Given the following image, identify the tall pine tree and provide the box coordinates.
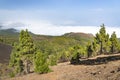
[9,29,35,74]
[95,24,108,54]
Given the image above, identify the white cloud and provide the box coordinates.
[3,20,120,37]
[0,10,120,37]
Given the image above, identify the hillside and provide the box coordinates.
[64,32,93,39]
[0,43,12,63]
[1,28,120,80]
[63,32,94,45]
[0,28,19,37]
[0,29,95,79]
[0,28,94,64]
[7,54,120,80]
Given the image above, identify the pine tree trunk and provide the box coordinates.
[24,60,30,74]
[112,45,114,53]
[26,60,31,73]
[100,41,103,54]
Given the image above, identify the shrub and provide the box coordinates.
[34,51,50,74]
[49,55,57,66]
[70,52,80,64]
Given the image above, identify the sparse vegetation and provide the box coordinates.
[70,24,120,64]
[0,24,120,80]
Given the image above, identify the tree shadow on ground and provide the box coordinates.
[72,54,120,65]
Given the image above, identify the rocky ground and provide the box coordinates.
[6,54,120,80]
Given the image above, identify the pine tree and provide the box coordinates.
[104,34,111,53]
[110,32,119,53]
[86,37,100,57]
[34,51,50,74]
[70,46,86,64]
[86,42,93,58]
[95,24,108,54]
[9,29,35,74]
[20,29,35,74]
[9,43,23,74]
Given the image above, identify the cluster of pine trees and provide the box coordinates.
[71,24,120,64]
[88,24,120,56]
[9,30,50,76]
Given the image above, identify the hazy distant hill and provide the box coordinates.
[64,32,93,37]
[0,28,35,37]
[0,28,35,45]
[0,28,94,41]
[33,32,94,41]
[0,28,19,37]
[63,32,94,45]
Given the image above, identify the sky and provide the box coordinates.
[0,0,120,37]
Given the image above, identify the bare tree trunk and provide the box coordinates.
[26,60,31,73]
[23,60,31,74]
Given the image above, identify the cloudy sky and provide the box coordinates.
[0,0,120,37]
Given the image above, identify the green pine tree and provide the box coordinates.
[86,42,93,58]
[95,24,108,54]
[34,51,50,74]
[70,45,86,64]
[9,43,23,74]
[110,32,119,53]
[9,29,35,74]
[104,34,111,54]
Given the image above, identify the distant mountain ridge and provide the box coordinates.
[0,28,35,37]
[0,28,94,42]
[0,28,19,36]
